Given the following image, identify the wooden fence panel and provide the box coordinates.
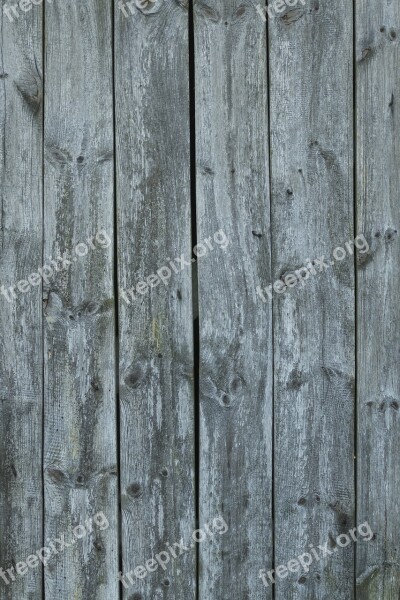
[1,1,400,598]
[115,0,196,597]
[194,0,273,597]
[356,0,400,596]
[0,4,43,599]
[43,0,118,596]
[269,1,355,598]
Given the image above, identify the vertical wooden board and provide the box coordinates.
[43,1,118,597]
[115,0,195,598]
[194,0,273,597]
[356,2,400,597]
[0,3,43,599]
[269,1,354,598]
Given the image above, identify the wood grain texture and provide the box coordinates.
[0,4,43,599]
[114,0,196,598]
[43,1,118,597]
[269,0,355,598]
[1,0,400,597]
[194,0,273,597]
[356,1,400,597]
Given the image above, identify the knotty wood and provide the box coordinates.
[0,5,43,599]
[269,1,355,597]
[1,1,400,597]
[356,2,400,597]
[43,1,118,597]
[115,0,196,597]
[194,0,273,597]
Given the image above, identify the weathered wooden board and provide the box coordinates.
[269,0,355,598]
[115,0,196,598]
[1,0,400,596]
[356,1,400,597]
[43,0,118,597]
[0,4,43,599]
[194,0,273,597]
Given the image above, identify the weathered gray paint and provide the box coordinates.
[356,0,400,597]
[194,0,273,597]
[115,0,196,598]
[269,1,355,598]
[43,0,118,597]
[0,3,43,599]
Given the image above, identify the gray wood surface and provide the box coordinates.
[43,0,118,597]
[356,1,400,597]
[269,1,355,598]
[0,4,43,599]
[194,0,273,597]
[0,0,399,598]
[114,0,196,598]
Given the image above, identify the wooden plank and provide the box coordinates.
[356,2,400,597]
[194,0,273,596]
[43,0,118,597]
[0,4,43,599]
[269,1,355,597]
[114,0,195,598]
